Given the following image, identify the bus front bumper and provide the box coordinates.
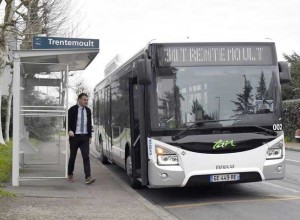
[262,159,285,180]
[148,161,185,188]
[147,159,285,188]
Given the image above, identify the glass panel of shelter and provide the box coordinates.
[19,62,68,178]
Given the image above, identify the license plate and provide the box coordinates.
[210,173,240,182]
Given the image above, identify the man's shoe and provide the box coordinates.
[85,176,95,185]
[67,175,74,183]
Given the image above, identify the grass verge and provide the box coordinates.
[0,141,12,182]
[0,141,16,198]
[0,187,16,198]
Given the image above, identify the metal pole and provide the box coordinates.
[65,65,69,178]
[215,97,220,120]
[12,55,20,186]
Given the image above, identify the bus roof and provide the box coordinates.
[94,47,147,92]
[148,37,275,44]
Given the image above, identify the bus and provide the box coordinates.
[93,40,291,188]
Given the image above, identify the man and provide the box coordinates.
[67,93,95,184]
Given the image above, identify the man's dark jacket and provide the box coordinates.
[68,105,92,138]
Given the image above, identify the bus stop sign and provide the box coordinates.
[32,36,99,50]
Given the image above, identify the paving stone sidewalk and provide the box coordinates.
[0,147,176,220]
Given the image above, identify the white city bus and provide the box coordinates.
[93,40,291,188]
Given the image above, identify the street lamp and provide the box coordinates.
[215,96,221,120]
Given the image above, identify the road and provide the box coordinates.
[98,150,300,220]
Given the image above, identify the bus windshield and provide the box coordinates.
[150,65,281,130]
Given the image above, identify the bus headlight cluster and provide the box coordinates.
[157,155,179,165]
[155,146,179,166]
[266,140,283,160]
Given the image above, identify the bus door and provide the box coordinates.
[129,78,141,179]
[104,86,112,161]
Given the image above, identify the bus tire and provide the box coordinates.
[99,140,109,164]
[126,156,141,189]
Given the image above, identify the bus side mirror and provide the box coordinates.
[278,61,291,84]
[137,58,152,85]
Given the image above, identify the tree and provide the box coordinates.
[4,69,13,142]
[73,81,91,97]
[0,0,18,145]
[232,75,254,114]
[71,79,91,101]
[1,0,75,143]
[18,0,72,49]
[256,72,267,100]
[191,99,204,120]
[282,52,300,100]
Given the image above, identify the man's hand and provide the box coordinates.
[89,138,92,144]
[68,131,75,137]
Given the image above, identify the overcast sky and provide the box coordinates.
[75,0,300,90]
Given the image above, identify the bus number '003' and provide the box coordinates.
[273,124,282,131]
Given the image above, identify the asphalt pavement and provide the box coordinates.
[1,142,299,220]
[103,145,300,220]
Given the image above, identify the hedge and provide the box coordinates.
[282,99,300,141]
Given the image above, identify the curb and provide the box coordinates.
[90,151,179,220]
[286,146,300,152]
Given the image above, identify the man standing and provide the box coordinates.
[67,93,95,184]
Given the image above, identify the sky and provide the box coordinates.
[73,0,300,91]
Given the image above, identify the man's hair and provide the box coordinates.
[78,93,88,99]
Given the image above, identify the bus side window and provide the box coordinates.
[96,91,100,125]
[100,90,104,127]
[111,81,120,138]
[93,96,97,124]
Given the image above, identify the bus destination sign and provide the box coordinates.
[157,44,274,66]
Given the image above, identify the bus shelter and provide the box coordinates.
[12,49,99,186]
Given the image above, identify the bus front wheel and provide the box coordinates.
[99,140,109,164]
[126,156,141,189]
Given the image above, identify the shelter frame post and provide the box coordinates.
[65,64,69,177]
[12,55,20,186]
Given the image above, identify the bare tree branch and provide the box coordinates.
[1,0,81,143]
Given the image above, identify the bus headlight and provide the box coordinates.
[155,146,179,166]
[157,155,179,165]
[266,140,283,160]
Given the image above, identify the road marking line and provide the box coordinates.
[262,181,300,193]
[286,159,300,163]
[164,196,300,209]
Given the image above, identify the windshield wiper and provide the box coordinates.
[232,125,277,136]
[171,119,239,141]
